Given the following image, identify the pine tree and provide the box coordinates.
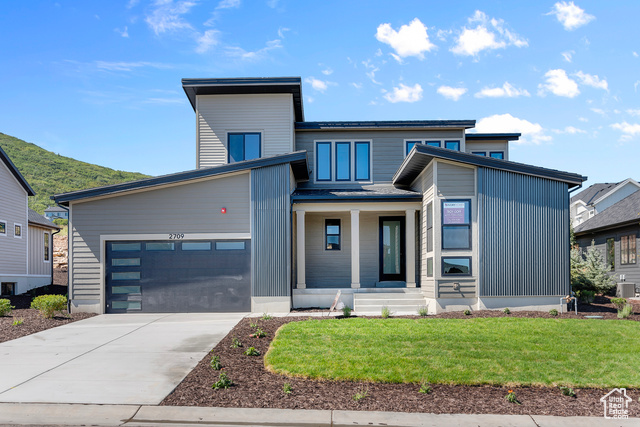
[582,242,616,294]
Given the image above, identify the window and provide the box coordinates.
[316,142,332,181]
[426,202,433,252]
[182,242,212,251]
[112,243,141,251]
[426,141,441,148]
[215,241,245,250]
[607,238,615,270]
[471,151,487,156]
[621,234,637,265]
[44,233,50,262]
[489,151,504,159]
[445,140,460,151]
[354,142,370,181]
[228,133,261,163]
[146,242,175,251]
[441,200,471,250]
[325,219,341,250]
[1,283,15,296]
[315,141,370,182]
[0,221,5,236]
[406,140,420,156]
[404,140,445,157]
[14,224,22,238]
[442,257,472,276]
[335,142,351,181]
[426,257,433,277]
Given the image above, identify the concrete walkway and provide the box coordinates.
[0,403,637,426]
[0,313,246,405]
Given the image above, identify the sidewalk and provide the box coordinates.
[0,403,637,427]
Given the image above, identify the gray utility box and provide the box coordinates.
[616,282,635,299]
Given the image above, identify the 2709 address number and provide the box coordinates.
[169,233,185,240]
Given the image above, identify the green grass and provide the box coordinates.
[264,317,640,388]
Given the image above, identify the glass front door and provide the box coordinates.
[379,217,405,281]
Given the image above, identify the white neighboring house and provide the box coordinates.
[570,179,640,228]
[0,146,60,296]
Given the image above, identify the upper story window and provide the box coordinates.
[14,224,22,238]
[315,141,371,183]
[471,151,487,156]
[404,140,458,156]
[444,140,460,151]
[489,151,504,159]
[228,133,261,163]
[0,220,5,236]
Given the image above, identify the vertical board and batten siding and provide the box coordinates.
[437,161,475,196]
[197,94,294,168]
[251,163,291,297]
[478,168,570,297]
[70,173,251,301]
[28,225,50,275]
[0,161,27,275]
[295,130,463,187]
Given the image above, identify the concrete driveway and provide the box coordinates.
[0,313,246,405]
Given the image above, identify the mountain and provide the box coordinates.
[0,132,151,214]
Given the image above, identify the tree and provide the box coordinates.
[582,242,616,294]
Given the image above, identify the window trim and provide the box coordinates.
[325,218,341,251]
[489,151,504,159]
[0,220,6,237]
[442,256,472,276]
[227,132,262,163]
[314,140,372,183]
[44,232,50,263]
[441,199,472,250]
[14,223,22,239]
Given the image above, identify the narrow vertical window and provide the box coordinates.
[444,140,460,151]
[606,238,615,270]
[335,142,351,181]
[14,224,22,238]
[44,233,50,262]
[426,202,433,252]
[406,141,420,156]
[354,141,370,181]
[0,221,6,236]
[325,219,341,250]
[316,142,332,181]
[621,234,637,265]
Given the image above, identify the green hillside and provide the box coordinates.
[0,132,151,214]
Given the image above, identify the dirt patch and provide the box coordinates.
[162,299,640,416]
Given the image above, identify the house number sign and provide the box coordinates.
[168,233,185,239]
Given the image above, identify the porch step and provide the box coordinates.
[353,293,428,315]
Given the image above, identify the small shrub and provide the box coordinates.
[503,307,511,314]
[352,386,369,402]
[618,304,633,319]
[463,309,471,316]
[505,389,520,404]
[261,313,273,321]
[244,346,260,356]
[212,372,233,389]
[342,305,352,318]
[12,318,24,326]
[611,298,628,311]
[559,386,576,397]
[549,308,559,317]
[283,382,293,395]
[0,299,14,317]
[31,295,67,318]
[230,337,243,348]
[381,306,391,318]
[249,322,258,328]
[419,379,432,394]
[576,290,595,304]
[417,306,429,317]
[250,327,266,338]
[210,354,222,370]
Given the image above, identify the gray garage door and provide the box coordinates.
[105,240,250,313]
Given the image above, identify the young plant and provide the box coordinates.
[549,308,559,317]
[12,317,24,326]
[210,354,222,370]
[381,306,391,319]
[559,386,576,397]
[250,327,266,338]
[618,304,633,319]
[212,372,233,389]
[283,382,293,395]
[0,299,14,317]
[230,337,243,348]
[463,309,472,316]
[261,313,273,321]
[352,386,369,402]
[505,389,520,404]
[417,306,429,317]
[419,379,432,394]
[244,346,260,356]
[503,307,511,314]
[342,305,352,318]
[611,298,627,311]
[30,295,67,318]
[249,322,258,328]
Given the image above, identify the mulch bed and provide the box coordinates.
[162,296,640,416]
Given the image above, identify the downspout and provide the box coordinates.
[55,202,70,312]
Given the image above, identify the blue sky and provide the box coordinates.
[0,1,638,187]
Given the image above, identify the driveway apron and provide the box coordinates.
[0,313,246,405]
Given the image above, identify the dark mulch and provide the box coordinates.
[162,297,640,416]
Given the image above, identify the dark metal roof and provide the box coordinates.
[44,206,67,212]
[570,182,621,205]
[393,144,586,188]
[575,189,640,234]
[292,185,422,203]
[28,209,59,229]
[53,151,309,205]
[465,133,521,141]
[182,77,304,122]
[0,146,35,196]
[295,120,475,131]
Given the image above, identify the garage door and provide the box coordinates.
[105,240,250,313]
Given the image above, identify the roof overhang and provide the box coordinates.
[295,120,475,131]
[393,144,587,188]
[182,77,304,122]
[0,146,35,196]
[53,151,309,206]
[465,133,521,141]
[575,218,640,236]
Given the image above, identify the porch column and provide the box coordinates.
[296,210,306,289]
[351,209,360,288]
[405,209,416,288]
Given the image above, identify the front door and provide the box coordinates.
[379,217,405,282]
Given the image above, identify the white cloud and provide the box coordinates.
[574,71,608,91]
[277,27,289,39]
[548,1,595,31]
[627,109,640,117]
[554,126,587,134]
[225,38,282,60]
[436,28,451,41]
[375,18,435,60]
[474,113,550,144]
[362,60,381,85]
[611,121,640,141]
[437,85,467,101]
[94,61,172,72]
[267,0,279,7]
[384,83,423,103]
[127,0,140,8]
[351,82,362,89]
[321,67,333,76]
[195,29,220,53]
[145,0,196,35]
[114,26,129,38]
[143,97,185,105]
[578,117,588,122]
[451,10,527,57]
[305,77,336,93]
[591,108,606,116]
[475,82,530,98]
[217,0,240,9]
[537,69,579,98]
[561,50,573,62]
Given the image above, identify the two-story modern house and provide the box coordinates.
[570,179,640,228]
[53,77,586,314]
[1,146,60,296]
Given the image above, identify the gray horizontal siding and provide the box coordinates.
[251,164,291,297]
[479,168,570,297]
[28,225,50,276]
[438,280,476,298]
[0,161,27,275]
[305,212,351,287]
[437,161,475,197]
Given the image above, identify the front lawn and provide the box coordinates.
[265,317,640,388]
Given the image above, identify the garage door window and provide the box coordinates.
[146,242,175,251]
[112,258,140,266]
[215,241,245,250]
[182,242,212,251]
[112,301,141,310]
[112,243,141,251]
[112,285,141,294]
[112,272,141,280]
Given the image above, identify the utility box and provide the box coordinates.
[617,283,635,299]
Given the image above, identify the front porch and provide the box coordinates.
[292,287,429,314]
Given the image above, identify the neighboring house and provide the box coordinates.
[44,206,69,220]
[0,146,59,296]
[53,77,586,315]
[570,179,640,228]
[574,187,640,286]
